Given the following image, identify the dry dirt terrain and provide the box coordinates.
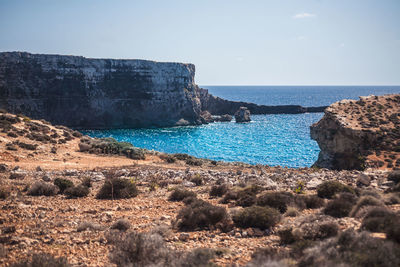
[1,112,400,266]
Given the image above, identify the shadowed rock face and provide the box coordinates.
[311,94,400,170]
[0,52,326,129]
[0,52,201,129]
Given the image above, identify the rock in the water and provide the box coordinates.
[234,107,251,123]
[213,114,232,122]
[200,111,214,124]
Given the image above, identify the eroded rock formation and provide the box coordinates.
[235,107,251,123]
[0,52,326,129]
[311,94,400,170]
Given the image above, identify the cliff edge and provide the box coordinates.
[0,52,202,129]
[311,94,400,170]
[0,52,325,129]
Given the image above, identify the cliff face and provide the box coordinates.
[0,52,201,128]
[311,94,400,170]
[0,52,326,129]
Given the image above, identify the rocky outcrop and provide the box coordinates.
[0,52,202,129]
[198,88,326,115]
[234,107,251,123]
[311,94,400,170]
[0,52,326,129]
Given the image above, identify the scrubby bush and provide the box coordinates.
[257,191,303,213]
[64,185,89,198]
[0,186,10,199]
[349,195,384,217]
[316,181,355,199]
[209,184,229,197]
[81,177,92,188]
[388,170,400,184]
[302,195,325,209]
[361,207,397,232]
[54,178,74,194]
[11,253,70,267]
[175,198,230,231]
[190,175,203,186]
[111,219,131,231]
[386,221,400,244]
[77,222,103,232]
[108,231,172,267]
[185,158,203,166]
[233,206,281,230]
[107,230,216,267]
[168,187,196,201]
[299,229,400,267]
[324,193,356,218]
[27,181,58,196]
[173,153,192,161]
[96,178,138,199]
[160,154,176,163]
[284,207,299,217]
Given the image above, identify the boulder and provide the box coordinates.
[234,107,251,123]
[213,114,232,122]
[200,111,214,124]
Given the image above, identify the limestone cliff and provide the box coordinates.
[0,52,201,128]
[311,94,400,170]
[0,52,325,129]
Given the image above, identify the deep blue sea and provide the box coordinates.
[83,86,400,168]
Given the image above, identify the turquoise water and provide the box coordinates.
[83,86,399,167]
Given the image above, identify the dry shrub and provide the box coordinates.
[107,230,216,267]
[361,207,398,232]
[96,177,138,199]
[257,191,305,213]
[350,195,384,217]
[10,253,70,267]
[0,186,10,199]
[388,170,400,184]
[302,195,325,209]
[299,229,400,267]
[27,181,58,196]
[53,178,74,194]
[64,185,89,198]
[323,193,357,218]
[111,219,131,231]
[233,206,281,230]
[209,184,229,197]
[316,181,355,199]
[169,187,196,202]
[175,198,230,231]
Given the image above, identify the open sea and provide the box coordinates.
[83,86,400,168]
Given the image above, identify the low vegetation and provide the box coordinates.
[232,206,281,230]
[54,178,74,194]
[168,187,196,202]
[10,253,70,267]
[316,181,355,199]
[96,177,138,199]
[174,198,230,231]
[27,181,58,196]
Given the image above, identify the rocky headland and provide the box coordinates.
[0,52,325,129]
[311,94,400,171]
[0,109,400,266]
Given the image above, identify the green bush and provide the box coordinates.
[317,181,355,199]
[64,185,89,198]
[96,178,138,199]
[175,198,230,231]
[168,187,196,202]
[54,178,74,194]
[233,206,281,230]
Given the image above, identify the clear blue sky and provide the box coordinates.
[1,0,399,85]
